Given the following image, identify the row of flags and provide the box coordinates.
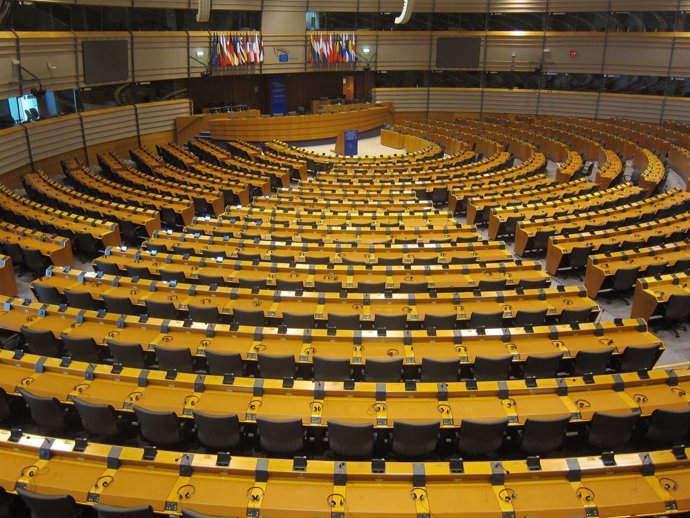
[309,32,356,64]
[209,32,264,67]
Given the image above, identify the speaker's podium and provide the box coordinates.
[334,129,358,156]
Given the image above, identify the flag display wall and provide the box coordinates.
[308,32,356,65]
[209,32,264,67]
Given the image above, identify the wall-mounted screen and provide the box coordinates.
[436,37,481,68]
[83,40,129,84]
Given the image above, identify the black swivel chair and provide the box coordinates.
[20,326,63,357]
[232,308,266,326]
[392,420,440,457]
[153,345,195,373]
[72,397,126,439]
[420,358,459,382]
[64,289,98,310]
[523,353,563,379]
[258,353,295,379]
[192,411,242,451]
[256,417,304,454]
[644,408,690,446]
[312,356,351,381]
[472,355,512,381]
[328,420,374,458]
[16,487,80,518]
[133,406,186,447]
[363,358,403,382]
[572,348,614,376]
[61,334,101,363]
[204,351,243,376]
[457,418,508,457]
[17,387,70,432]
[586,412,639,451]
[106,339,147,369]
[93,504,154,518]
[520,416,570,455]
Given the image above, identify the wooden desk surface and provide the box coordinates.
[631,272,690,321]
[0,256,17,297]
[0,222,74,267]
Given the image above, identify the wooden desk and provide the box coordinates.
[631,272,690,321]
[0,256,17,297]
[0,222,74,267]
[584,239,690,298]
[209,104,393,142]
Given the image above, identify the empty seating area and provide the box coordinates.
[1,112,690,517]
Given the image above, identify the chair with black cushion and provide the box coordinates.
[559,307,593,324]
[472,355,512,381]
[328,420,374,458]
[232,308,265,326]
[106,339,147,368]
[283,312,315,328]
[477,278,507,291]
[76,233,102,255]
[513,309,547,327]
[3,242,24,267]
[468,311,503,330]
[313,356,351,381]
[17,387,69,432]
[644,408,690,446]
[188,304,222,324]
[517,278,551,289]
[529,230,555,253]
[363,358,403,382]
[145,242,168,253]
[94,504,154,518]
[378,256,403,266]
[304,255,330,265]
[0,388,11,422]
[203,249,228,260]
[271,254,294,264]
[520,416,570,455]
[145,300,180,320]
[596,242,619,255]
[22,248,50,274]
[342,257,366,266]
[643,261,668,278]
[423,313,457,330]
[328,312,360,330]
[258,353,295,378]
[64,289,97,310]
[153,345,195,373]
[413,256,437,265]
[20,326,62,357]
[656,293,690,338]
[392,420,440,457]
[276,279,303,291]
[16,487,80,518]
[237,277,267,290]
[565,245,593,279]
[160,269,187,284]
[457,418,509,456]
[256,417,304,454]
[31,284,64,305]
[374,313,407,331]
[192,411,241,451]
[133,406,185,447]
[449,256,474,265]
[617,344,661,372]
[204,351,243,376]
[172,245,195,256]
[572,348,614,376]
[198,274,227,286]
[103,295,138,315]
[125,264,152,279]
[673,258,690,274]
[523,353,563,379]
[586,412,639,451]
[356,279,388,293]
[93,259,121,276]
[72,397,125,439]
[421,358,459,382]
[315,280,341,292]
[61,334,100,363]
[606,266,640,304]
[399,281,428,293]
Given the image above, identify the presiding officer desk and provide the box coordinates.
[0,221,74,267]
[631,272,690,322]
[2,296,659,370]
[545,212,690,276]
[142,232,515,265]
[34,267,597,327]
[1,430,689,518]
[585,239,690,298]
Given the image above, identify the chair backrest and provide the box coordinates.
[20,326,62,357]
[643,262,668,277]
[468,311,503,329]
[94,503,154,518]
[392,420,440,457]
[93,260,121,276]
[664,293,690,321]
[457,418,509,456]
[363,358,403,382]
[198,274,227,286]
[31,284,64,305]
[103,295,137,315]
[16,487,79,518]
[645,408,690,445]
[612,266,640,291]
[559,307,593,324]
[181,509,238,518]
[258,353,295,379]
[423,313,457,330]
[327,420,374,458]
[523,353,563,379]
[256,416,303,454]
[398,281,428,293]
[233,308,266,326]
[275,279,303,291]
[327,312,360,330]
[125,264,151,279]
[72,397,121,437]
[145,300,179,320]
[477,278,507,291]
[472,355,512,381]
[106,339,147,368]
[133,406,183,447]
[573,348,614,376]
[188,304,222,324]
[61,334,100,363]
[374,313,407,330]
[204,351,243,376]
[315,280,341,292]
[159,269,187,284]
[420,358,459,382]
[357,281,386,293]
[17,387,67,432]
[313,356,351,381]
[22,247,49,273]
[520,416,570,455]
[4,242,24,265]
[517,278,551,289]
[237,277,267,290]
[569,246,593,268]
[153,345,194,373]
[513,308,548,327]
[192,411,241,450]
[283,312,315,328]
[64,289,97,310]
[618,344,661,372]
[587,411,639,450]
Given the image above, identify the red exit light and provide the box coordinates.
[569,50,577,58]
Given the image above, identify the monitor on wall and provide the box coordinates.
[83,40,129,84]
[436,37,481,68]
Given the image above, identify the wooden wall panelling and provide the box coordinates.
[543,33,606,74]
[428,88,482,113]
[483,88,539,114]
[670,36,690,78]
[538,90,598,119]
[189,32,211,79]
[376,32,432,71]
[210,0,263,9]
[135,0,189,9]
[16,32,77,94]
[25,114,83,164]
[373,87,428,112]
[598,93,665,122]
[136,99,193,135]
[0,127,31,182]
[132,32,190,82]
[0,32,20,100]
[262,32,309,74]
[661,98,690,123]
[604,33,674,77]
[82,106,138,164]
[482,32,542,72]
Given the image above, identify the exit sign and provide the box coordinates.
[569,50,577,58]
